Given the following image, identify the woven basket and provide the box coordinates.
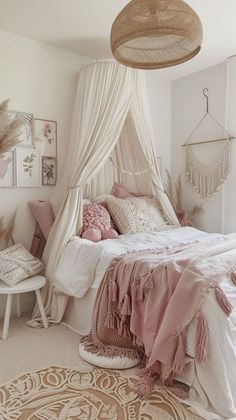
[110,0,203,69]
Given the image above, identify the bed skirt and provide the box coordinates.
[62,288,97,336]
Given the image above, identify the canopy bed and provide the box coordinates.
[29,60,236,420]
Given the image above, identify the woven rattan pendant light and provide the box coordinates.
[110,0,203,69]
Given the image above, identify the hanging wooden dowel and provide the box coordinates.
[182,136,235,147]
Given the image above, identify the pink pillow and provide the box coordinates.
[97,201,118,232]
[102,229,119,240]
[112,183,136,199]
[82,203,118,242]
[82,228,101,242]
[29,201,54,239]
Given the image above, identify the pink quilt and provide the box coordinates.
[81,234,236,396]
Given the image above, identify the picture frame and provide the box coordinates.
[34,119,57,157]
[42,156,57,186]
[0,150,16,187]
[16,148,41,187]
[10,111,34,147]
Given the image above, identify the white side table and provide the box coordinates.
[0,275,48,340]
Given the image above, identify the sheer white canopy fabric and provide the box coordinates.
[30,60,178,326]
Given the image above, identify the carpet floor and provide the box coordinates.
[0,314,202,419]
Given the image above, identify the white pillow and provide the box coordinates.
[0,244,44,287]
[93,194,114,204]
[106,196,167,234]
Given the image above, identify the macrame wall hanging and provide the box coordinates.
[182,88,235,199]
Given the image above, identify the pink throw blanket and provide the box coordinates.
[81,235,236,395]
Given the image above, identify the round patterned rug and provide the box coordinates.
[0,366,202,420]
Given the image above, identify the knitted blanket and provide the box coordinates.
[81,234,236,396]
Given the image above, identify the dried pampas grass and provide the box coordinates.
[0,210,17,249]
[0,99,23,158]
[164,170,204,227]
[0,99,22,249]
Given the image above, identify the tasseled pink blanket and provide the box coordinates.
[81,235,236,396]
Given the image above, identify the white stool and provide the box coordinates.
[0,275,48,340]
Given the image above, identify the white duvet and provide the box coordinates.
[55,226,220,298]
[55,227,236,419]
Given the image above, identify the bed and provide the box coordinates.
[54,226,236,420]
[32,61,236,420]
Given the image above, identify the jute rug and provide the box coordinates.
[0,366,202,420]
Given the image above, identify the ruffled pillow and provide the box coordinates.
[82,203,118,242]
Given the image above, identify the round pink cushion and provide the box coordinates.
[101,229,119,240]
[82,228,101,242]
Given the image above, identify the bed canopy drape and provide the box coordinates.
[30,59,178,326]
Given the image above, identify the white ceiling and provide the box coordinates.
[0,0,236,80]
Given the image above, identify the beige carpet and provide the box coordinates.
[0,314,202,419]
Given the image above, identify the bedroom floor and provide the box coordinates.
[0,313,88,384]
[0,313,203,420]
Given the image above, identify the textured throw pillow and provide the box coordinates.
[82,203,118,241]
[106,196,167,234]
[29,201,54,239]
[0,244,44,287]
[93,194,119,232]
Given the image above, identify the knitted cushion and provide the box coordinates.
[82,203,118,242]
[0,244,44,287]
[106,196,167,234]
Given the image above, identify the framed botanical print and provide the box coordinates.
[10,111,34,147]
[42,157,57,186]
[16,148,41,187]
[0,150,15,187]
[34,119,57,157]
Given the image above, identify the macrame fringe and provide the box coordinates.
[132,273,153,302]
[118,319,129,338]
[132,281,143,301]
[110,280,118,302]
[196,311,208,363]
[105,312,120,330]
[215,285,233,315]
[137,370,156,399]
[105,310,133,341]
[81,336,140,360]
[132,335,143,348]
[185,140,230,200]
[172,332,185,375]
[120,294,132,316]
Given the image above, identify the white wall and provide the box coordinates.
[146,73,171,174]
[222,56,236,234]
[0,30,91,317]
[171,62,227,233]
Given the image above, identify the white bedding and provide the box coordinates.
[55,227,236,419]
[55,226,220,298]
